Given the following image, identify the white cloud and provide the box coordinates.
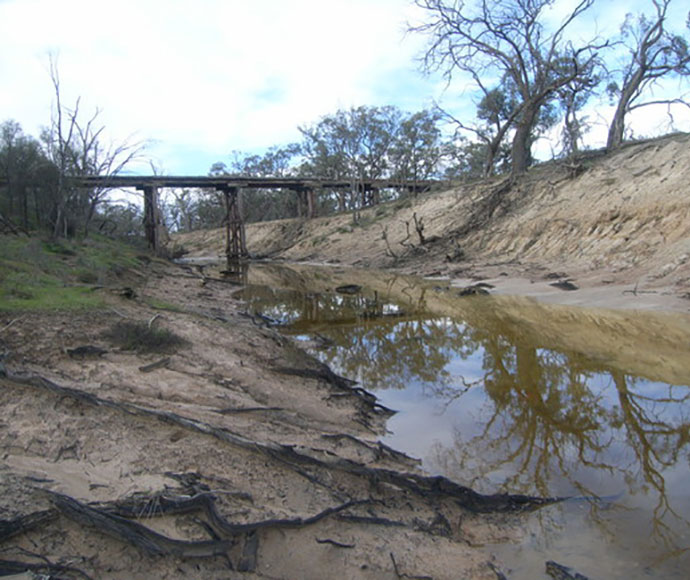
[1,0,432,172]
[1,0,688,174]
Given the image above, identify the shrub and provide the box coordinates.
[102,320,186,353]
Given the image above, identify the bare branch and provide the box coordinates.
[411,0,603,175]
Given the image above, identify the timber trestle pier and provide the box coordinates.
[77,176,439,260]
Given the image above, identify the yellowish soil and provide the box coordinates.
[178,133,690,313]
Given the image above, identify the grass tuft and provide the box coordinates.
[102,320,187,354]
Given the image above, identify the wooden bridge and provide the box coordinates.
[81,175,440,260]
[4,174,439,259]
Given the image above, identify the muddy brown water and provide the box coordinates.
[193,259,690,579]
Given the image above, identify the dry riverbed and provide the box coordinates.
[0,258,559,580]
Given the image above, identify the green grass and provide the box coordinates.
[0,234,146,312]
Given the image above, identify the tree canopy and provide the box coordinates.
[412,0,605,175]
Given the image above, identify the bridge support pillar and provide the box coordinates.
[307,187,317,218]
[140,184,167,256]
[295,185,318,219]
[222,186,248,263]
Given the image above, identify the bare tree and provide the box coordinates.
[437,81,519,177]
[606,0,690,150]
[43,54,146,237]
[557,69,599,156]
[411,0,604,175]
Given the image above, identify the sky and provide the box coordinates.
[1,0,689,176]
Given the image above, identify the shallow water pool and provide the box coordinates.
[231,261,690,579]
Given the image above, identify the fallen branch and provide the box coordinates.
[546,560,590,580]
[412,212,426,245]
[389,551,433,580]
[315,537,355,549]
[214,406,284,415]
[380,225,398,259]
[337,515,406,527]
[138,357,171,373]
[0,317,24,334]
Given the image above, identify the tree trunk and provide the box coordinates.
[606,101,627,151]
[607,69,643,151]
[511,106,538,176]
[20,184,29,230]
[483,139,500,178]
[83,197,99,237]
[606,90,630,151]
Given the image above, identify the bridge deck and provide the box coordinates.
[0,174,443,258]
[76,175,439,190]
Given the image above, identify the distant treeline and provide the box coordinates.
[2,0,689,237]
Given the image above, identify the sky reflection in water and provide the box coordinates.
[236,264,690,579]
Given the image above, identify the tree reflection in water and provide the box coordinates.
[240,278,690,573]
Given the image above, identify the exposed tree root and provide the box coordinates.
[273,363,396,416]
[52,493,234,559]
[0,510,56,543]
[4,491,371,572]
[0,558,94,580]
[3,369,562,515]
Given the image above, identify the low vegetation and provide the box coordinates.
[101,320,187,354]
[0,234,145,311]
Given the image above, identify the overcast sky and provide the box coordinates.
[1,0,689,175]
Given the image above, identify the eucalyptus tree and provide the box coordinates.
[299,105,448,210]
[439,84,518,177]
[442,138,497,180]
[556,65,599,156]
[299,105,402,211]
[411,0,604,175]
[209,144,302,223]
[606,0,690,150]
[389,109,445,183]
[299,106,400,180]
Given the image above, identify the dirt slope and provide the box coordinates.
[1,259,526,580]
[177,133,690,309]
